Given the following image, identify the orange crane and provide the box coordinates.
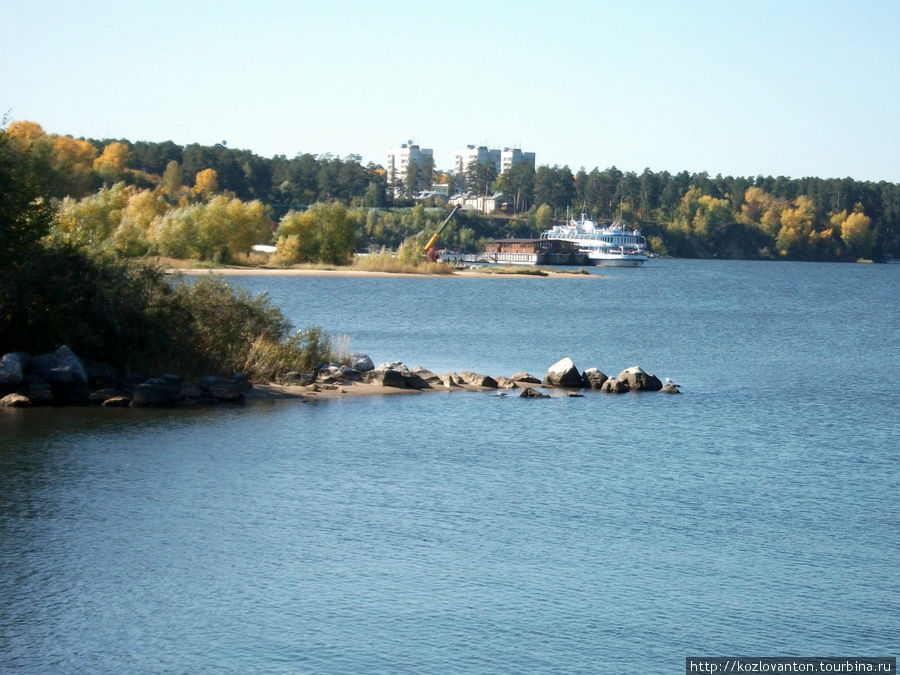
[423,205,460,262]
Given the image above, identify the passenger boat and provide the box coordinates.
[540,210,648,267]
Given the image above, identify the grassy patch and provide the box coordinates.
[351,252,455,275]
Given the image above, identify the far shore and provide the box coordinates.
[167,265,600,279]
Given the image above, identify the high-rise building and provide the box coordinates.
[386,141,433,192]
[454,145,535,175]
[500,148,536,174]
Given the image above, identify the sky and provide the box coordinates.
[3,0,899,182]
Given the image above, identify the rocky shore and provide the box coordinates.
[0,348,680,409]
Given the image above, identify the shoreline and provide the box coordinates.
[167,266,600,279]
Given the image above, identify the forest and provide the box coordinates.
[5,120,899,264]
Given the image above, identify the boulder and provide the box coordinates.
[338,366,362,382]
[0,393,33,407]
[509,372,540,384]
[82,359,118,389]
[494,377,519,390]
[411,366,443,386]
[30,345,90,403]
[439,373,461,388]
[317,364,344,384]
[615,366,663,392]
[520,387,550,399]
[208,379,244,402]
[31,345,89,385]
[366,362,430,389]
[458,371,498,388]
[0,353,26,387]
[365,367,407,388]
[542,357,585,388]
[282,371,316,386]
[349,353,375,372]
[600,378,628,394]
[131,375,183,407]
[89,388,121,404]
[24,375,55,404]
[582,367,608,389]
[660,384,681,394]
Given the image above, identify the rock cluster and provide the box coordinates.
[1,346,681,409]
[0,345,253,408]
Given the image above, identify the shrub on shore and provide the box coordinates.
[0,245,341,380]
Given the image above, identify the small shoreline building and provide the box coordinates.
[481,238,588,266]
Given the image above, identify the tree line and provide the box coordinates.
[5,120,899,261]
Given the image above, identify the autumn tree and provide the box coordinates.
[193,168,218,199]
[94,141,132,182]
[838,207,873,258]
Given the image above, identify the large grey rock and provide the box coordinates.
[366,367,407,388]
[615,366,663,392]
[24,375,55,404]
[458,371,498,388]
[494,377,519,390]
[83,359,118,389]
[131,375,183,407]
[542,357,585,388]
[31,346,89,385]
[282,371,315,386]
[0,393,32,407]
[582,367,608,389]
[411,366,443,386]
[366,362,430,389]
[600,378,628,394]
[0,353,26,386]
[349,353,375,372]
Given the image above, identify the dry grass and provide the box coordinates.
[351,252,455,275]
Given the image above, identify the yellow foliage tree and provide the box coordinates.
[94,141,131,182]
[51,182,131,248]
[776,195,815,257]
[193,168,218,199]
[112,189,169,255]
[5,120,46,147]
[51,135,97,197]
[839,209,873,258]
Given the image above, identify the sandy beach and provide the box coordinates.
[168,265,598,280]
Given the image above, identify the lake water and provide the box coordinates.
[2,259,898,673]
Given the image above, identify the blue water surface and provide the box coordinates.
[2,259,898,673]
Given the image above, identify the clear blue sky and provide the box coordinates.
[3,0,899,182]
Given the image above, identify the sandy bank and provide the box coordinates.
[169,266,598,279]
[246,380,488,402]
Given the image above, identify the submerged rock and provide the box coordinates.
[520,387,550,399]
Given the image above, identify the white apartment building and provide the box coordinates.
[454,145,535,175]
[500,148,536,174]
[454,145,501,174]
[386,141,433,191]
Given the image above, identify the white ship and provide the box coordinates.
[540,210,649,267]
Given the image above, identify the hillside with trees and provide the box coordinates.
[5,120,899,263]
